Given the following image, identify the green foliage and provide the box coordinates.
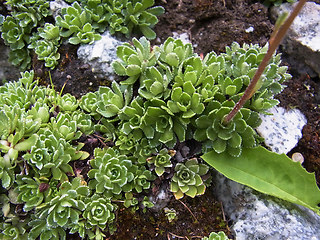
[55,2,102,45]
[0,71,100,239]
[221,42,290,112]
[262,0,296,7]
[164,207,177,222]
[16,175,52,212]
[170,158,209,199]
[0,156,15,189]
[88,147,154,198]
[35,177,89,228]
[0,0,51,69]
[105,0,164,39]
[202,231,230,240]
[138,66,172,100]
[1,35,318,240]
[147,148,173,176]
[194,100,262,157]
[28,23,61,69]
[202,146,320,214]
[0,0,164,70]
[112,36,160,84]
[28,219,66,240]
[96,81,132,118]
[159,37,194,70]
[23,130,77,181]
[27,179,89,240]
[82,194,116,230]
[57,93,79,112]
[110,38,288,155]
[0,222,27,240]
[0,16,26,50]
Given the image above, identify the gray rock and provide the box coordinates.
[213,172,320,240]
[271,2,320,78]
[0,41,20,84]
[77,31,125,80]
[49,0,70,18]
[256,106,307,154]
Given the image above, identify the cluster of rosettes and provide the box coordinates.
[0,0,164,69]
[88,147,155,198]
[0,35,291,239]
[0,0,51,69]
[81,37,290,157]
[0,71,103,239]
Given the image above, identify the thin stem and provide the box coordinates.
[223,0,307,124]
[177,199,199,223]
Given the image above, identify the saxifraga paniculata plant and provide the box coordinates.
[201,231,231,240]
[0,0,164,70]
[1,36,291,239]
[109,37,290,155]
[0,71,107,240]
[262,0,296,7]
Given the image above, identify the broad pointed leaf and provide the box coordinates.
[202,146,320,215]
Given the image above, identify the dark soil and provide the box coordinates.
[32,44,111,99]
[153,0,273,55]
[277,75,320,186]
[104,184,232,240]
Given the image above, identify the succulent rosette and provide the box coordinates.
[83,194,116,230]
[170,158,209,199]
[23,130,88,181]
[0,16,25,50]
[202,231,231,240]
[88,148,136,198]
[159,37,194,70]
[112,37,160,85]
[16,175,51,212]
[35,178,89,229]
[57,93,79,112]
[55,2,101,44]
[194,100,262,157]
[147,148,172,176]
[132,166,155,193]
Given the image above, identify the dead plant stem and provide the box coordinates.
[178,199,199,223]
[223,0,307,124]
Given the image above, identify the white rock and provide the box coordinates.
[49,0,70,18]
[256,106,307,154]
[245,26,254,33]
[172,32,192,44]
[213,172,320,240]
[77,31,125,80]
[271,2,320,77]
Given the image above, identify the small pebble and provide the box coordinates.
[292,152,304,164]
[245,26,254,33]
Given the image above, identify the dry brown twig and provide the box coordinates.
[223,0,307,124]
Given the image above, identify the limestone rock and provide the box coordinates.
[49,0,70,18]
[77,31,124,80]
[214,172,320,240]
[256,106,307,154]
[271,2,320,77]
